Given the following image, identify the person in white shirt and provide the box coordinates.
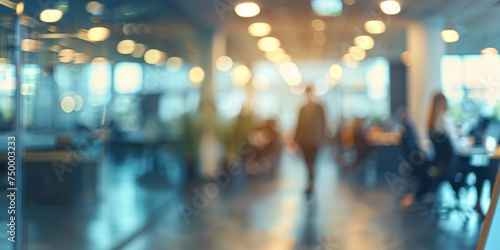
[427,93,465,153]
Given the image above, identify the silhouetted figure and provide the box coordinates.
[295,87,326,195]
[352,118,372,172]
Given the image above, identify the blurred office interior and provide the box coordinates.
[0,0,500,249]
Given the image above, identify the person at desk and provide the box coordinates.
[428,93,480,215]
[427,93,466,153]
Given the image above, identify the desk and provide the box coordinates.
[457,146,500,160]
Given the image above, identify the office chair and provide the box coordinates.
[428,132,474,223]
[398,122,433,199]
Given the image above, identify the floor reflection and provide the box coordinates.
[0,144,486,249]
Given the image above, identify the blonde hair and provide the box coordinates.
[427,93,448,132]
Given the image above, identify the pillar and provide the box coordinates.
[406,15,446,145]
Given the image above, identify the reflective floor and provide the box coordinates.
[0,145,488,249]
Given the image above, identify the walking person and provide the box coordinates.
[294,87,326,195]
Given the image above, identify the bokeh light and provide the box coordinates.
[248,23,272,37]
[235,2,260,18]
[216,56,234,72]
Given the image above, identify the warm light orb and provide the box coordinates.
[279,62,301,86]
[354,35,374,50]
[166,57,183,72]
[311,19,326,31]
[16,2,24,15]
[132,43,147,58]
[380,0,401,15]
[329,63,343,80]
[285,73,302,86]
[248,23,271,37]
[481,47,498,55]
[73,95,84,111]
[441,30,459,43]
[92,57,108,63]
[87,27,110,42]
[265,48,287,62]
[74,53,90,64]
[40,9,63,23]
[21,39,43,52]
[364,20,386,34]
[216,56,233,72]
[342,53,359,68]
[189,67,205,85]
[257,37,281,52]
[348,46,366,61]
[61,96,76,113]
[86,1,104,15]
[231,65,252,86]
[401,51,412,66]
[117,40,136,54]
[58,49,75,63]
[144,49,166,65]
[235,2,260,18]
[343,0,356,5]
[279,62,299,78]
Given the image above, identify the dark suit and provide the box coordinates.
[295,102,326,184]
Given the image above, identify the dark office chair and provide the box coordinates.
[398,122,433,200]
[428,132,474,222]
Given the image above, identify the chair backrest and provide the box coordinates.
[429,131,455,176]
[400,122,420,164]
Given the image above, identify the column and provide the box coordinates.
[406,14,446,145]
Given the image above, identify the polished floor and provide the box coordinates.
[0,145,490,249]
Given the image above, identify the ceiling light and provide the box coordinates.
[61,96,76,113]
[401,51,412,66]
[441,30,459,43]
[364,20,386,34]
[257,37,281,52]
[92,57,108,63]
[21,39,42,52]
[216,56,233,72]
[231,65,252,86]
[354,35,374,50]
[132,43,147,58]
[343,0,356,5]
[16,2,24,15]
[144,49,166,65]
[348,46,366,61]
[329,63,343,80]
[86,1,104,15]
[311,19,326,31]
[248,23,272,37]
[40,9,63,23]
[342,53,359,68]
[235,2,260,18]
[481,48,498,55]
[117,40,136,54]
[189,67,205,85]
[87,27,110,42]
[58,49,75,63]
[380,0,401,15]
[166,57,183,72]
